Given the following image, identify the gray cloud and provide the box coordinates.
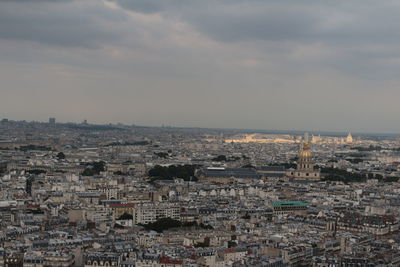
[1,0,400,132]
[2,0,73,1]
[0,0,125,48]
[110,0,184,14]
[111,0,400,46]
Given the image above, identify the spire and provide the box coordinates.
[302,132,310,151]
[304,132,309,144]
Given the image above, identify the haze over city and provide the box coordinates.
[2,0,400,133]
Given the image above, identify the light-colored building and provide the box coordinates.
[290,133,320,181]
[132,204,180,224]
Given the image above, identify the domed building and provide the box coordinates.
[346,132,353,143]
[291,133,320,181]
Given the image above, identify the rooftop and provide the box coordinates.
[272,201,309,207]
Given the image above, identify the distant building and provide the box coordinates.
[84,252,121,267]
[43,251,75,267]
[338,212,399,235]
[311,134,321,144]
[49,117,56,125]
[258,166,286,178]
[290,133,320,181]
[346,132,353,143]
[125,203,181,224]
[272,201,309,215]
[197,167,261,183]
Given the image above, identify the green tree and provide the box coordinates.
[212,155,227,162]
[242,164,255,169]
[242,213,251,219]
[140,217,182,232]
[56,152,66,160]
[148,164,198,181]
[27,169,46,175]
[321,167,366,182]
[154,152,168,158]
[81,161,106,176]
[82,169,95,176]
[118,213,133,220]
[140,218,212,232]
[384,177,399,182]
[194,242,209,248]
[92,161,106,173]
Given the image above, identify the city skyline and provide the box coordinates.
[1,116,400,137]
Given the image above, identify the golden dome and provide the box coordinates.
[299,150,312,157]
[299,141,312,158]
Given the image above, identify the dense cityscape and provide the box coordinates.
[1,118,400,266]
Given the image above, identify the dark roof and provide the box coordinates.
[259,166,286,172]
[203,168,260,179]
[260,173,285,177]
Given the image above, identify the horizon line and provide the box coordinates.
[2,117,399,137]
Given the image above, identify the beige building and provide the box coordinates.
[132,204,180,224]
[289,133,320,181]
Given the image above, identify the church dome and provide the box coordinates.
[299,150,312,158]
[299,141,312,158]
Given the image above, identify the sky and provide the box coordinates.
[1,0,400,133]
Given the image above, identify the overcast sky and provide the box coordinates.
[1,0,400,133]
